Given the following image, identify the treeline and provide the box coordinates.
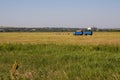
[0,27,78,32]
[0,27,120,32]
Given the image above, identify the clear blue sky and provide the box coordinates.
[0,0,120,28]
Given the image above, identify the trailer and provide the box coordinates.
[73,31,83,35]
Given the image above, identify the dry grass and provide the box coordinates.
[10,61,19,80]
[10,61,34,80]
[0,32,120,45]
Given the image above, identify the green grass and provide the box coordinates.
[0,44,120,80]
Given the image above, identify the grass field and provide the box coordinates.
[0,32,120,80]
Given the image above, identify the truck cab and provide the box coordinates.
[83,30,92,35]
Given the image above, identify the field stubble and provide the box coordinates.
[0,32,120,45]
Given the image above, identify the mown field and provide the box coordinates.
[0,32,120,80]
[0,32,120,45]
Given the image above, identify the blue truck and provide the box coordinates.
[83,31,92,35]
[73,30,92,35]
